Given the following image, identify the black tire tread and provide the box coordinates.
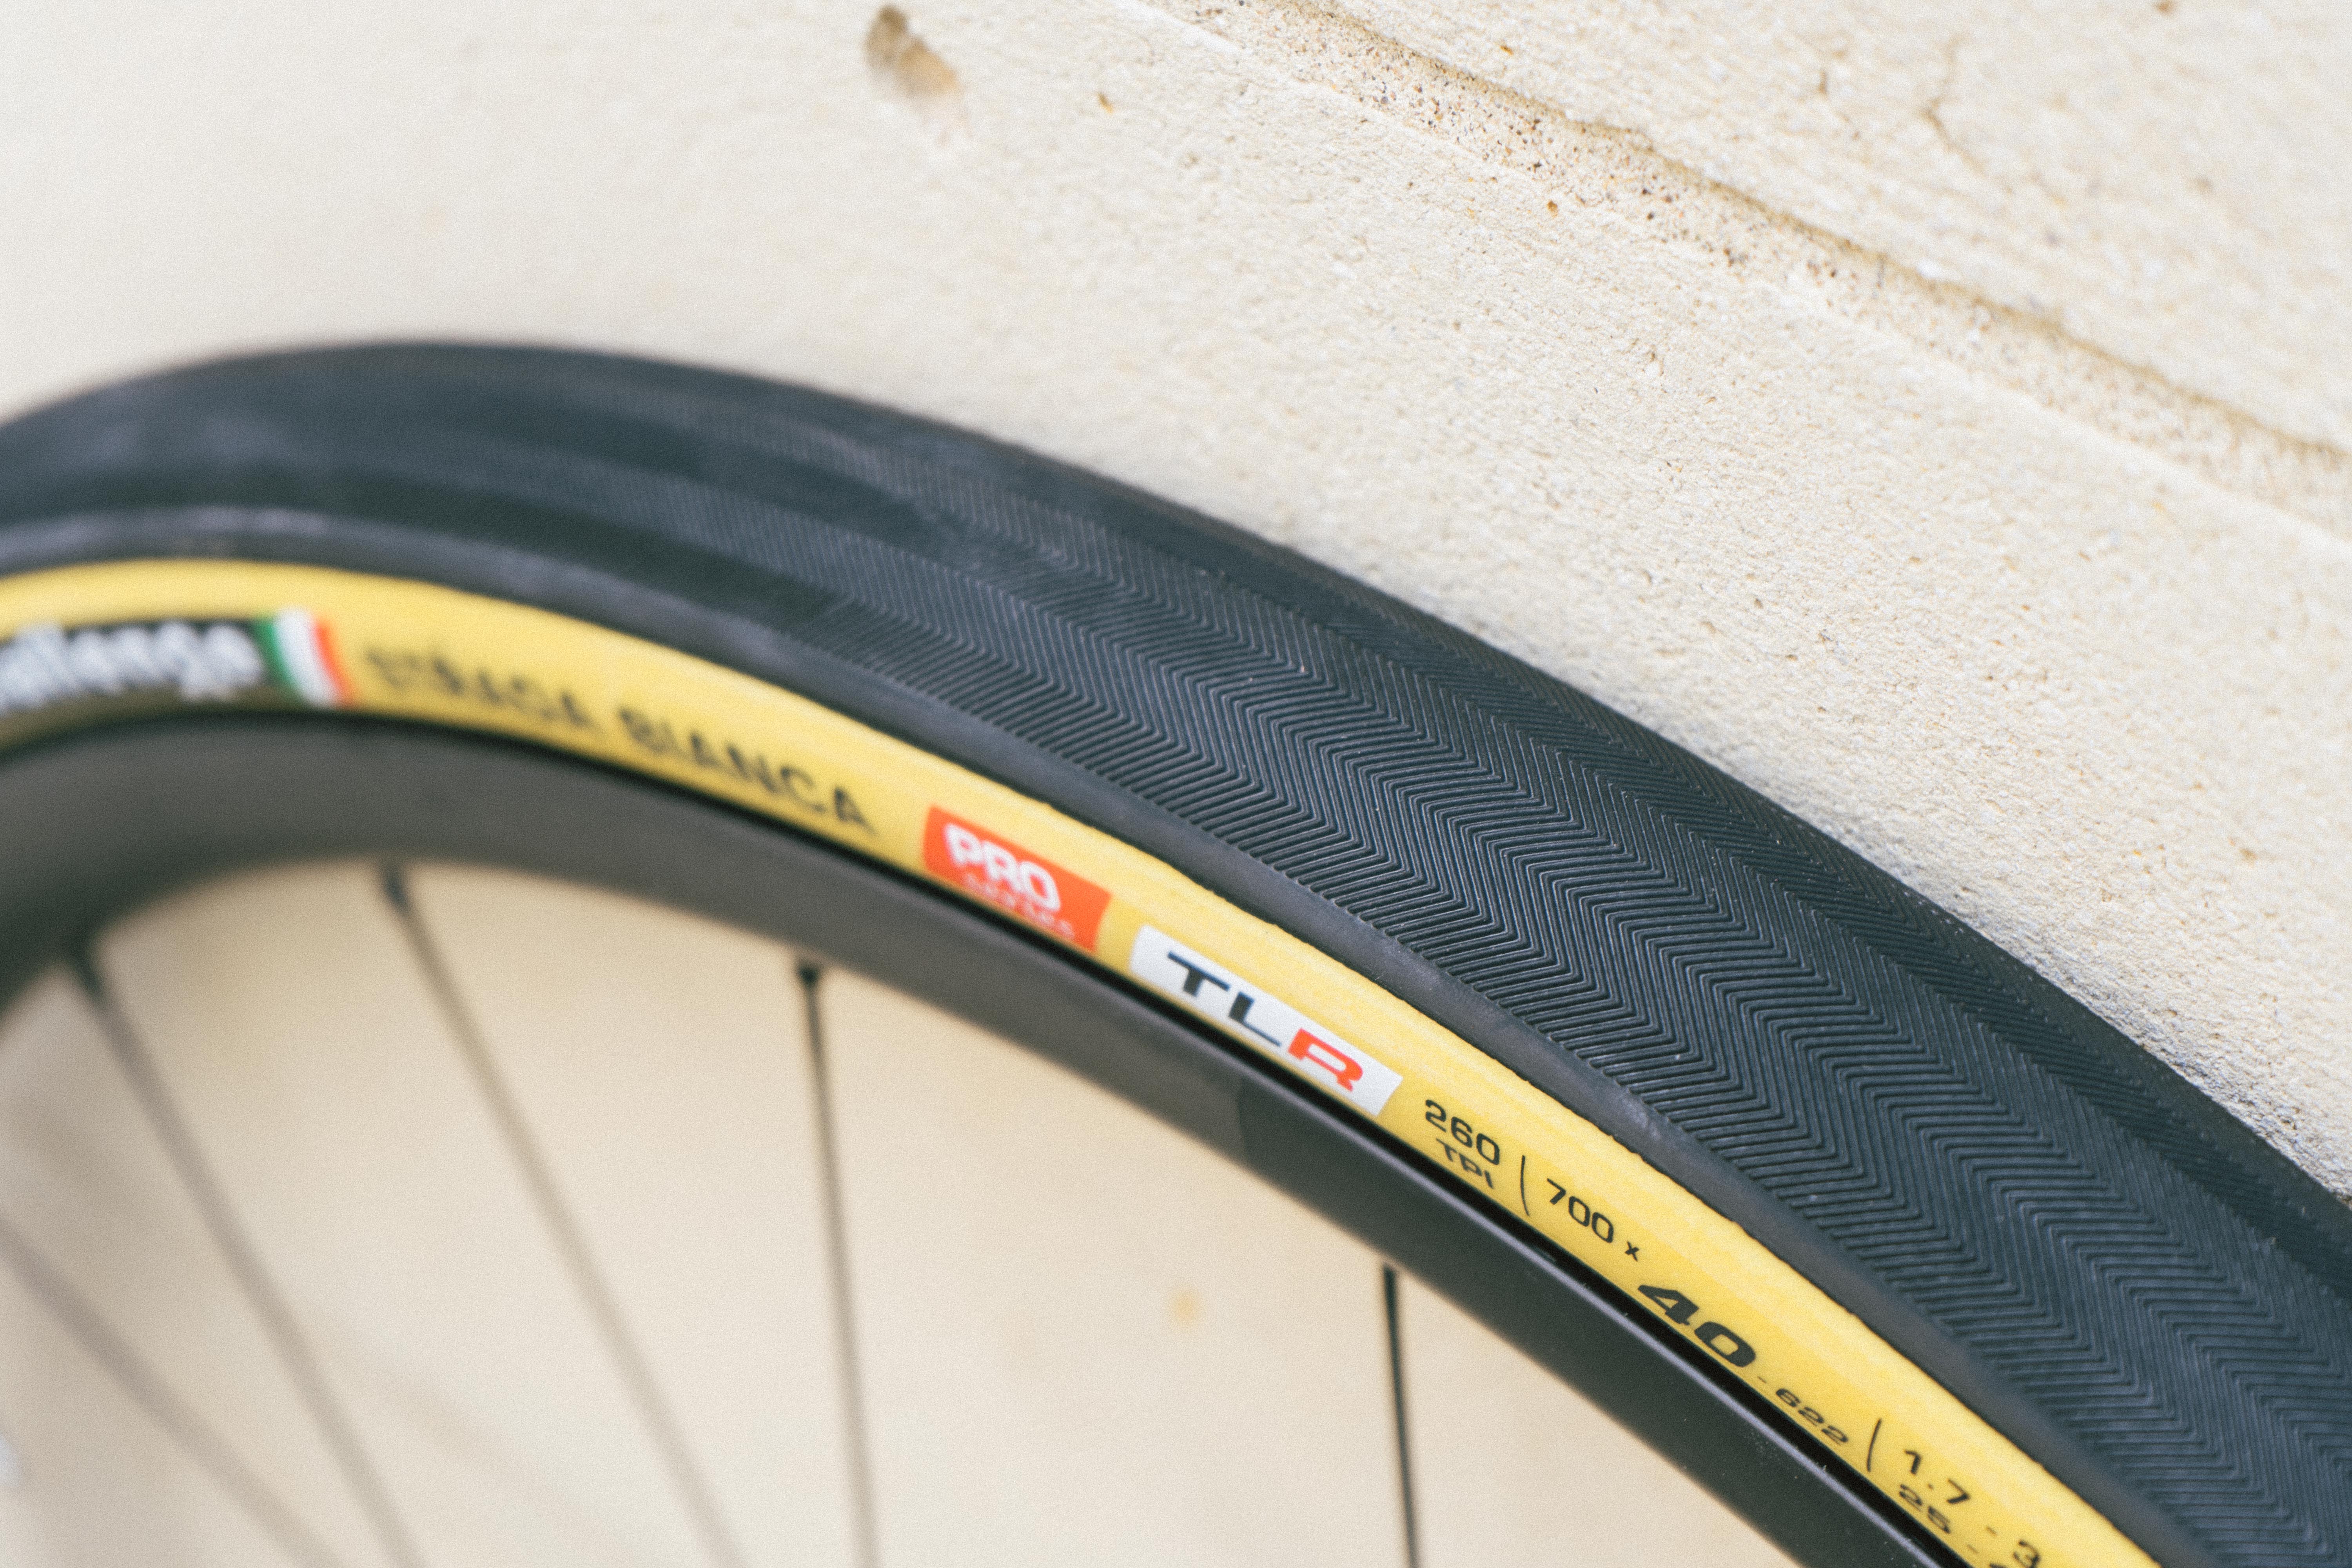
[2,346,2349,1568]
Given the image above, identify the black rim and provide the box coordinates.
[0,712,1945,1568]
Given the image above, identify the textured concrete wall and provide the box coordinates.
[5,1,2348,1197]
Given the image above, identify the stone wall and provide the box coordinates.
[6,0,2346,1196]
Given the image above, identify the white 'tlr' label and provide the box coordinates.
[1129,926,1404,1116]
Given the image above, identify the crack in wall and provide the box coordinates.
[1920,36,1985,177]
[1146,0,2352,535]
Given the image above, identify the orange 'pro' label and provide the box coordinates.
[923,806,1113,950]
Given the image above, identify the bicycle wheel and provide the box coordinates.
[0,345,2346,1568]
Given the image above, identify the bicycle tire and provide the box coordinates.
[0,345,2347,1568]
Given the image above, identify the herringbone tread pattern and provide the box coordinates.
[4,347,2349,1568]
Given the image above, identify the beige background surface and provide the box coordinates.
[4,0,2346,1198]
[6,860,1790,1564]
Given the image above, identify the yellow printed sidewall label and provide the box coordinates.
[0,561,2151,1568]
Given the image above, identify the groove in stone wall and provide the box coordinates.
[1150,0,2352,535]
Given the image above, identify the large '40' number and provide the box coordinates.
[1638,1285,1757,1368]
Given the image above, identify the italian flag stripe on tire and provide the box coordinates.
[257,608,349,709]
